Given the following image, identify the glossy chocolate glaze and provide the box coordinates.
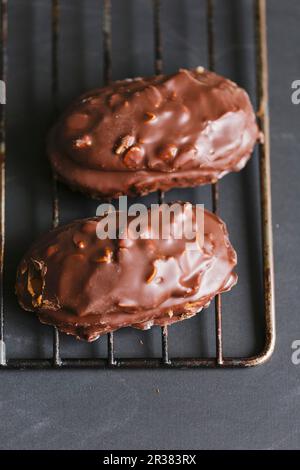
[48,68,260,198]
[16,204,237,341]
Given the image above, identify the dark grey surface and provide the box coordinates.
[0,0,298,450]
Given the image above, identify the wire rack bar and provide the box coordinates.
[1,352,273,369]
[254,0,275,363]
[0,0,7,366]
[51,0,61,367]
[102,0,115,366]
[206,0,223,365]
[153,0,162,75]
[153,0,166,206]
[51,0,60,228]
[153,0,170,365]
[103,0,112,84]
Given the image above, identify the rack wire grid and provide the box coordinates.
[0,0,275,369]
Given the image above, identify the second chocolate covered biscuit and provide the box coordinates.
[16,203,237,341]
[48,68,260,198]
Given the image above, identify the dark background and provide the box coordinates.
[0,0,298,450]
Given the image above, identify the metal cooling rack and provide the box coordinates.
[0,0,275,369]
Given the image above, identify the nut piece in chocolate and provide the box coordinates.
[48,68,260,199]
[16,203,237,341]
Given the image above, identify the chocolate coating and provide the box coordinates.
[16,204,237,341]
[48,68,260,198]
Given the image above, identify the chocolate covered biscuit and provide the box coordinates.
[48,68,260,199]
[16,204,237,341]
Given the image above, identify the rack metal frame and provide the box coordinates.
[0,0,275,369]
